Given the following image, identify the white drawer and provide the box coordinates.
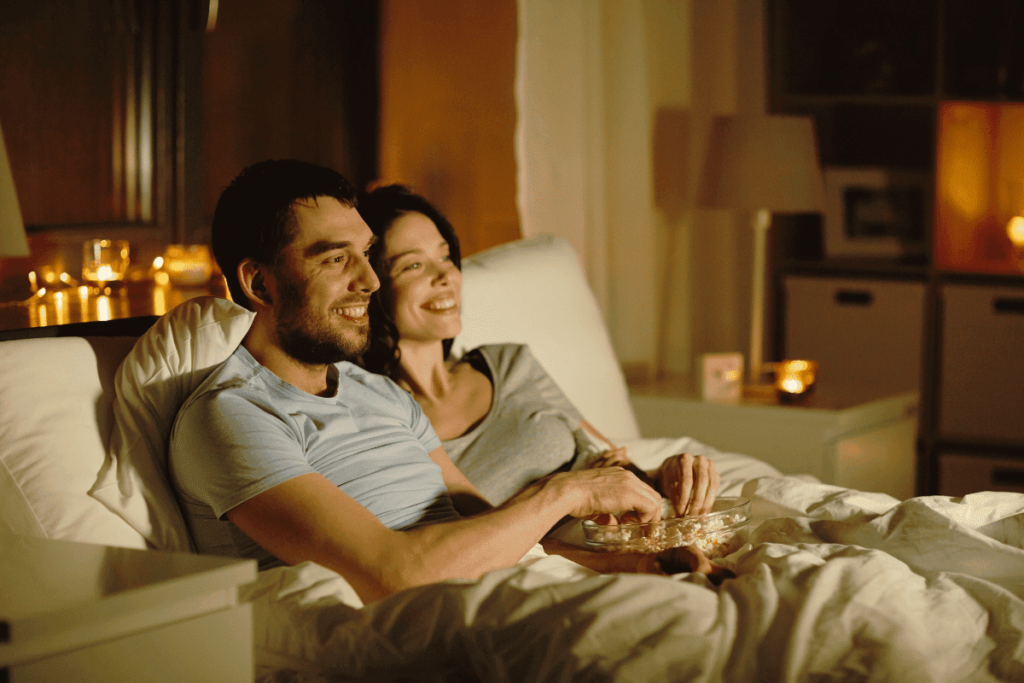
[784,276,925,401]
[938,452,1024,497]
[939,284,1024,442]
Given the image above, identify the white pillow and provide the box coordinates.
[454,235,640,440]
[89,296,254,552]
[0,336,148,548]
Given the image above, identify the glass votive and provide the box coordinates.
[82,239,130,284]
[774,359,818,403]
[161,244,213,286]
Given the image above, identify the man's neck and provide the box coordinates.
[242,317,333,396]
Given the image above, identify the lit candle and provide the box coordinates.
[774,360,818,403]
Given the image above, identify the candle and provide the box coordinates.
[82,239,130,284]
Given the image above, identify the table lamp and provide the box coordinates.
[698,114,826,384]
[0,118,29,261]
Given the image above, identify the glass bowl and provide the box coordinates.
[581,496,751,558]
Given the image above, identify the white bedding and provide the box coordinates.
[244,438,1024,682]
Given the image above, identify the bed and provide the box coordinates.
[1,235,1022,682]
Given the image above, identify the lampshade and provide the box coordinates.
[0,118,29,258]
[698,114,825,213]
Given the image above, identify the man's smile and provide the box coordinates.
[334,304,369,321]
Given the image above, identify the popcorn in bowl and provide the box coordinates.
[581,496,751,559]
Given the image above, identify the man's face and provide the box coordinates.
[269,196,380,366]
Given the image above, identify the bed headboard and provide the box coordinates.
[0,235,638,552]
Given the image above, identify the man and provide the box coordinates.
[169,160,669,604]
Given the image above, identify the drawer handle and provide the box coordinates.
[834,290,873,306]
[993,297,1024,315]
[992,468,1024,488]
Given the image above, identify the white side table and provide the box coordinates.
[630,383,919,499]
[0,534,257,683]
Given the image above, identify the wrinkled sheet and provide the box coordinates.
[244,439,1024,683]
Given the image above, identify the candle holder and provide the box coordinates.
[160,244,213,286]
[82,239,130,286]
[774,359,818,403]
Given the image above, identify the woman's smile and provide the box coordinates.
[424,296,458,312]
[383,211,465,343]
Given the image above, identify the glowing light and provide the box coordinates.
[96,295,112,321]
[153,256,164,269]
[780,377,806,394]
[28,271,37,291]
[774,359,818,402]
[152,283,167,316]
[82,239,130,283]
[1008,216,1024,248]
[52,290,68,325]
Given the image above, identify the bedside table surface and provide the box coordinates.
[629,386,919,498]
[1,534,257,672]
[0,534,254,620]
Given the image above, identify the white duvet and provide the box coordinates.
[244,438,1024,682]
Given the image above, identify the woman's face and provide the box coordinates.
[382,211,463,344]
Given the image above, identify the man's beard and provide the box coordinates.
[275,274,370,366]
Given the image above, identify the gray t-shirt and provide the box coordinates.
[169,345,458,570]
[443,344,586,505]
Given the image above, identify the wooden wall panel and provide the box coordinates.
[378,0,520,256]
[200,0,380,231]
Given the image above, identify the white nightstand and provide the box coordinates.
[0,534,257,683]
[630,382,919,499]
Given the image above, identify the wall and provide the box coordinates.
[517,0,766,385]
[378,0,521,258]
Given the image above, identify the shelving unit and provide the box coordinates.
[768,0,1024,497]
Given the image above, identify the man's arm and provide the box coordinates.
[227,453,662,604]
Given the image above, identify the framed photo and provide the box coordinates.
[823,167,930,258]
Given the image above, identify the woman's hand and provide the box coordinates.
[588,447,631,469]
[650,545,735,583]
[655,453,721,516]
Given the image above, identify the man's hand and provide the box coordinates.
[543,467,663,524]
[655,453,720,516]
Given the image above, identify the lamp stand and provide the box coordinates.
[748,208,771,384]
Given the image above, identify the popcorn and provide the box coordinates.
[582,497,750,559]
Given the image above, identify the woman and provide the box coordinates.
[358,184,720,519]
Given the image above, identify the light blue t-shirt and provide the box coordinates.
[169,345,458,570]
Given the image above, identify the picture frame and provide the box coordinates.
[823,167,930,258]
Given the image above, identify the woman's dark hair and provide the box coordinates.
[357,184,462,379]
[211,159,357,310]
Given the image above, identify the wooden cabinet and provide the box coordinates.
[770,0,1024,497]
[938,282,1024,443]
[939,452,1024,497]
[783,275,925,403]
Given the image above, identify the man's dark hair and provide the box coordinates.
[356,184,462,379]
[211,159,357,310]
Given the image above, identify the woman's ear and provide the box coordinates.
[238,259,273,308]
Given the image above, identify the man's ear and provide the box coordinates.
[238,259,273,308]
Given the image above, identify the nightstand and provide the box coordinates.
[630,381,919,499]
[0,534,257,682]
